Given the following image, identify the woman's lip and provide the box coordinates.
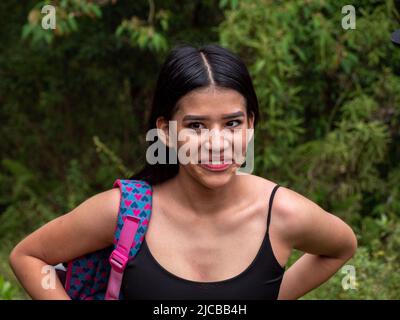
[200,159,233,164]
[199,163,231,172]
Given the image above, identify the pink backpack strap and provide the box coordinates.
[105,215,140,300]
[104,178,153,300]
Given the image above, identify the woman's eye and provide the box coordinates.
[188,122,205,130]
[226,120,242,128]
[187,120,242,131]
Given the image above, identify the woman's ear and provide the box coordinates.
[247,111,255,129]
[156,116,174,148]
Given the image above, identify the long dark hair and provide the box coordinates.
[129,43,260,185]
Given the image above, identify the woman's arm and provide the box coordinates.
[8,188,121,300]
[274,187,358,300]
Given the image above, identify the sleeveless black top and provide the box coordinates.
[121,184,285,300]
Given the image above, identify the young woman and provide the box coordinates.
[9,44,357,300]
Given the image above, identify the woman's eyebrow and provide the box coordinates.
[183,111,245,121]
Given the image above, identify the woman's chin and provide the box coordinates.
[194,163,239,188]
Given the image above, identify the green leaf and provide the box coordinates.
[21,24,33,40]
[67,16,78,32]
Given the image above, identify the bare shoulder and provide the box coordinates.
[74,187,122,218]
[253,178,357,258]
[270,184,322,233]
[67,187,122,244]
[242,175,297,225]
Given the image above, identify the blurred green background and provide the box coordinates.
[1,0,400,299]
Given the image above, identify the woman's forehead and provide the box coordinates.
[174,87,246,117]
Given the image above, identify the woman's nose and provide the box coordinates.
[203,129,231,153]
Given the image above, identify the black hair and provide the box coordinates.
[129,43,260,185]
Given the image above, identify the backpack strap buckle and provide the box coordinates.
[109,249,128,273]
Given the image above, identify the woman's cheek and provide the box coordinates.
[230,129,248,165]
[175,131,202,164]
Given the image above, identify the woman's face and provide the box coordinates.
[157,86,254,189]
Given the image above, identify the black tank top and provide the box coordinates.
[121,184,285,300]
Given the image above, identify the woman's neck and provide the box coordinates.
[165,169,249,218]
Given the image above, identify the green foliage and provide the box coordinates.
[0,275,17,300]
[22,0,103,44]
[1,0,399,299]
[115,7,170,52]
[93,136,134,179]
[21,0,211,53]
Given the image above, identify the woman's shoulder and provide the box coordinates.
[86,187,122,214]
[248,175,326,240]
[253,176,357,258]
[67,187,122,246]
[247,174,317,212]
